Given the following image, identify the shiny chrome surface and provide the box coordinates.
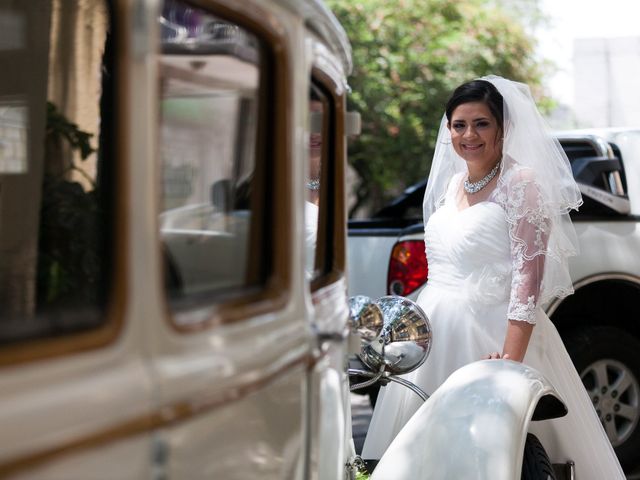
[359,295,432,375]
[576,182,631,213]
[609,170,625,195]
[347,368,383,391]
[348,367,430,401]
[384,375,429,402]
[348,295,383,341]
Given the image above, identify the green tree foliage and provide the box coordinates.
[328,0,549,216]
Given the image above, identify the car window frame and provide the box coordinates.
[160,0,293,332]
[309,67,347,292]
[0,0,124,367]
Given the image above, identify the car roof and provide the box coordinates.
[275,0,352,75]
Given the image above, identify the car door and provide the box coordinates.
[0,1,154,478]
[304,49,353,478]
[147,0,342,478]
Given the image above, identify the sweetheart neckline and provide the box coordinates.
[450,200,501,214]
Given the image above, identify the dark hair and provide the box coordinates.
[445,80,504,129]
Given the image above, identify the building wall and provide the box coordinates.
[574,37,640,127]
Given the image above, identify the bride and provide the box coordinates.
[361,76,625,479]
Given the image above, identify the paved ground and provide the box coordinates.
[350,393,640,479]
[350,393,372,455]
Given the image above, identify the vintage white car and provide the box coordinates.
[0,0,572,479]
[0,0,356,477]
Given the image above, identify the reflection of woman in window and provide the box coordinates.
[307,99,323,207]
[305,98,323,276]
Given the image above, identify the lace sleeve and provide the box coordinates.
[500,169,550,324]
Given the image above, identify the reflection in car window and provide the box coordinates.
[0,1,112,345]
[158,0,264,317]
[306,90,324,278]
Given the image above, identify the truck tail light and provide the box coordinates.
[387,240,428,296]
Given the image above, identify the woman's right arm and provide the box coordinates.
[488,170,549,362]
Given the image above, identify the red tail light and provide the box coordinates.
[387,240,428,296]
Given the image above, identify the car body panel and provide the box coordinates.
[347,235,399,298]
[372,360,566,480]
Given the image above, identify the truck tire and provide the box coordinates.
[521,433,556,480]
[564,326,640,472]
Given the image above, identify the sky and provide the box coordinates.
[537,0,640,107]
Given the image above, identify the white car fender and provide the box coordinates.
[372,360,566,480]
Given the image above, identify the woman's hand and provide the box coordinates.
[483,321,534,361]
[484,352,511,360]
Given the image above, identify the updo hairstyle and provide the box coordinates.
[445,80,504,131]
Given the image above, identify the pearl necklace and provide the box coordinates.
[464,161,501,194]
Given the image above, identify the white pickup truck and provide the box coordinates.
[348,129,640,472]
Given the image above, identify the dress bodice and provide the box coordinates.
[425,200,513,305]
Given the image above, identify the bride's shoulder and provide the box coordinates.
[494,159,547,211]
[499,157,539,185]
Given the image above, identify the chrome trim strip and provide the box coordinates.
[610,170,625,195]
[577,182,631,214]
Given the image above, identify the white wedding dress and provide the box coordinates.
[361,171,625,479]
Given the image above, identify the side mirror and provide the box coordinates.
[348,295,432,376]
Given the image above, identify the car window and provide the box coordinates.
[0,1,113,345]
[308,77,345,289]
[306,86,325,279]
[159,0,268,320]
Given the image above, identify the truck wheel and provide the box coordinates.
[521,433,556,480]
[564,326,640,472]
